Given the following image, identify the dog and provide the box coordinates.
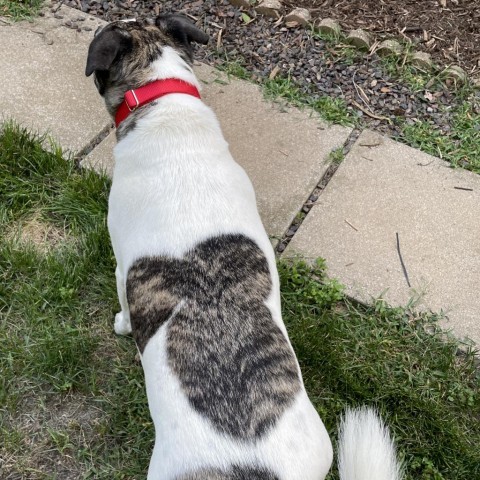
[85,15,403,480]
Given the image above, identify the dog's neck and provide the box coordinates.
[107,46,202,140]
[115,79,201,128]
[148,47,200,90]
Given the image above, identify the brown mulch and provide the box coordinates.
[283,0,480,74]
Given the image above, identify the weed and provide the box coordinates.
[400,103,480,173]
[328,147,345,166]
[263,74,355,126]
[0,0,44,20]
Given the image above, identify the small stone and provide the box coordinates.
[317,18,341,37]
[346,29,372,50]
[284,8,311,27]
[286,21,301,28]
[376,39,403,57]
[411,51,433,70]
[444,65,467,84]
[471,77,480,89]
[229,0,251,8]
[255,0,282,18]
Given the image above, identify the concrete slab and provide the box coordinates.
[285,130,480,346]
[0,5,110,153]
[83,63,351,239]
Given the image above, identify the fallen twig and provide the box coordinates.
[396,232,411,288]
[352,70,370,107]
[351,100,393,124]
[417,159,435,167]
[345,219,359,232]
[454,186,473,191]
[52,0,65,13]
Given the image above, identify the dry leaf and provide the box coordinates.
[424,91,434,102]
[380,87,391,93]
[439,0,447,7]
[269,65,281,80]
[370,79,378,87]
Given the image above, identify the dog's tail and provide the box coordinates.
[337,407,403,480]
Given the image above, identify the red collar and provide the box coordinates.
[115,78,201,128]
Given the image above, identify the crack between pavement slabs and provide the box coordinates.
[275,127,362,255]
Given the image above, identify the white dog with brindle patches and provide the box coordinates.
[86,15,403,480]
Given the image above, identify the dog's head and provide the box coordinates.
[85,15,208,116]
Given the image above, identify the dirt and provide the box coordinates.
[1,394,102,480]
[284,0,480,74]
[6,212,68,252]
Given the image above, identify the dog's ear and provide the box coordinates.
[85,28,132,77]
[155,14,209,59]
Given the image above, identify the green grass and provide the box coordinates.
[0,0,44,20]
[0,123,151,478]
[400,102,480,172]
[328,147,345,165]
[217,60,356,127]
[0,123,479,479]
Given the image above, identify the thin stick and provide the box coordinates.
[396,232,411,288]
[352,70,370,108]
[454,186,473,191]
[52,0,65,13]
[345,219,359,232]
[417,159,435,167]
[352,100,393,124]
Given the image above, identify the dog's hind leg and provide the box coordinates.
[114,265,132,335]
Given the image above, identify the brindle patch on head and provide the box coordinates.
[85,16,208,140]
[86,19,179,117]
[176,465,280,479]
[126,234,301,440]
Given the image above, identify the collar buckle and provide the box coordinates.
[124,89,140,112]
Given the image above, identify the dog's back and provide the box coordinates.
[110,91,333,480]
[86,16,402,480]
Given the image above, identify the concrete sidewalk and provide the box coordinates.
[1,4,478,346]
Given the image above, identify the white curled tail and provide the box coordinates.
[338,407,403,480]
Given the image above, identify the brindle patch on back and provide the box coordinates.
[126,234,301,440]
[176,465,280,479]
